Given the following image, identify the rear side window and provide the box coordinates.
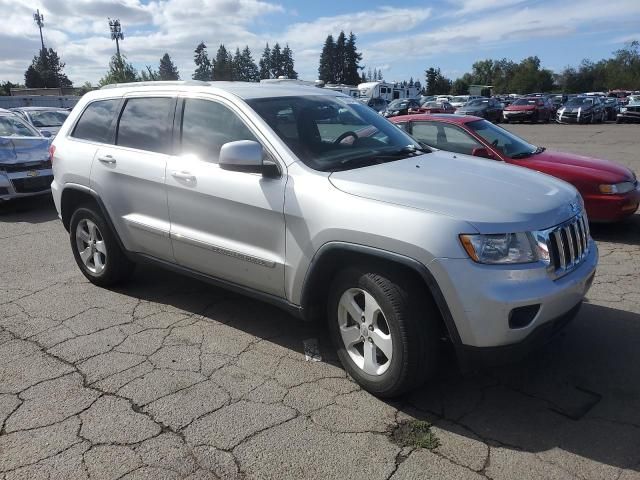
[116,97,174,154]
[72,99,120,143]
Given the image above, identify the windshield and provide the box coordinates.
[247,95,423,172]
[466,119,538,159]
[0,115,40,137]
[513,98,536,106]
[566,97,594,107]
[451,96,468,103]
[28,110,69,127]
[467,99,488,107]
[423,102,440,108]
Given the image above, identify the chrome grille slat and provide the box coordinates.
[543,212,590,279]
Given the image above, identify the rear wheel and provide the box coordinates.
[327,267,439,397]
[70,205,135,287]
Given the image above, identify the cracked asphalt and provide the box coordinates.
[1,123,639,480]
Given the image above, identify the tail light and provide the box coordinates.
[49,144,56,164]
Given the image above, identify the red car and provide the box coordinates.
[417,101,456,114]
[390,114,639,222]
[503,97,552,123]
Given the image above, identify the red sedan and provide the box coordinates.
[390,114,639,222]
[416,101,456,114]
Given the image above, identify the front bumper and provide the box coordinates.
[0,168,53,201]
[616,112,640,123]
[429,240,598,350]
[556,111,593,124]
[584,186,640,222]
[503,111,534,120]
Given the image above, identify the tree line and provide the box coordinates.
[425,41,640,96]
[318,31,363,85]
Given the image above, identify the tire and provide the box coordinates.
[327,266,439,397]
[69,205,135,287]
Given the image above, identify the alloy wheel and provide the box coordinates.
[337,288,393,375]
[75,219,107,274]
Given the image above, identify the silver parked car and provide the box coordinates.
[51,81,598,396]
[10,107,70,137]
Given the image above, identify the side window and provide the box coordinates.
[181,98,258,162]
[410,122,439,147]
[116,97,174,154]
[72,99,120,143]
[439,124,482,155]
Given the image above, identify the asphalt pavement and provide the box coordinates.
[0,123,639,479]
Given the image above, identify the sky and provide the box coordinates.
[1,0,639,86]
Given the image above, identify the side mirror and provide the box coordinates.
[471,147,494,159]
[219,140,279,177]
[40,130,52,138]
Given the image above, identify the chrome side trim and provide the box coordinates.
[170,232,276,268]
[125,218,170,238]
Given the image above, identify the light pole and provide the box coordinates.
[108,18,124,59]
[33,9,45,52]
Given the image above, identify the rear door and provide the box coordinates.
[90,95,176,260]
[166,95,287,296]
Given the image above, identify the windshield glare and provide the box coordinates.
[0,116,39,137]
[467,99,488,107]
[248,95,422,172]
[566,97,593,106]
[29,110,68,127]
[388,100,409,108]
[513,98,536,106]
[466,119,537,159]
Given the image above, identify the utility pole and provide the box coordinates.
[108,18,124,60]
[33,9,45,52]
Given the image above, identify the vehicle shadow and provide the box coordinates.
[0,195,58,224]
[115,266,640,473]
[590,213,640,246]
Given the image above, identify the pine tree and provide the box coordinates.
[159,53,179,80]
[344,32,362,85]
[212,44,233,80]
[139,66,159,81]
[367,67,373,83]
[241,46,260,82]
[377,69,383,81]
[282,44,297,79]
[25,48,72,88]
[270,43,283,78]
[259,43,271,79]
[192,42,212,81]
[98,54,137,86]
[232,48,242,81]
[334,31,346,83]
[318,34,336,83]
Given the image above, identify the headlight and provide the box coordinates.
[620,107,627,113]
[459,233,537,264]
[599,182,636,194]
[526,110,533,114]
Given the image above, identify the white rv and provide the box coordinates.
[358,81,420,101]
[323,84,360,98]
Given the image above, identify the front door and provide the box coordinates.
[166,96,287,297]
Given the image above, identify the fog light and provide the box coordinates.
[509,304,540,329]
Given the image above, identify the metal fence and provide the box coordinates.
[0,96,80,109]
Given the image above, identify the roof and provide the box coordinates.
[388,113,482,124]
[96,80,341,100]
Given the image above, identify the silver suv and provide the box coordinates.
[51,81,598,397]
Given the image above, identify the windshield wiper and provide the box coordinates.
[326,145,430,172]
[533,146,546,154]
[510,151,535,159]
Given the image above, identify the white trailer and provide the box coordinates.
[358,81,420,101]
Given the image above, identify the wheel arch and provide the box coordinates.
[300,242,462,346]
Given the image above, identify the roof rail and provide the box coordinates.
[100,80,210,90]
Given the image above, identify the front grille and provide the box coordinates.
[1,160,51,173]
[11,175,53,193]
[545,213,590,278]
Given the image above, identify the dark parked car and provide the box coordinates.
[391,113,639,222]
[382,98,421,117]
[455,98,503,122]
[603,97,622,121]
[556,96,606,124]
[10,107,70,137]
[616,99,640,123]
[359,97,389,112]
[503,97,552,123]
[0,109,53,202]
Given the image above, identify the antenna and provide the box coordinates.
[33,9,45,52]
[108,18,124,59]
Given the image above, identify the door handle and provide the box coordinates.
[171,171,196,182]
[98,155,116,165]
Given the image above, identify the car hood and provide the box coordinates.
[559,105,593,113]
[329,151,580,233]
[516,150,634,184]
[505,105,535,111]
[0,137,50,164]
[459,105,486,112]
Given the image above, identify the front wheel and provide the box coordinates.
[69,205,135,287]
[327,267,439,397]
